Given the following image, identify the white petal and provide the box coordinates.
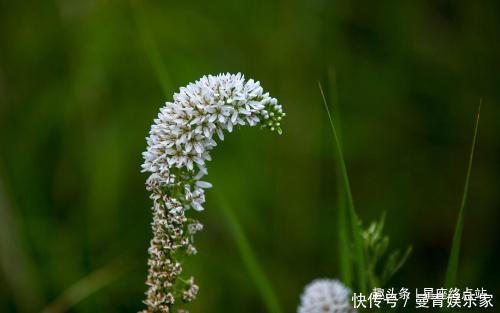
[194,142,204,154]
[208,114,217,123]
[196,181,212,189]
[204,127,211,137]
[192,202,204,211]
[231,110,238,123]
[216,128,224,140]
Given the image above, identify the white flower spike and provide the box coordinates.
[298,279,357,313]
[140,73,284,313]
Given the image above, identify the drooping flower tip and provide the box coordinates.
[298,279,357,313]
[142,72,284,212]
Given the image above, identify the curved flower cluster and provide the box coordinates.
[298,279,357,313]
[140,73,284,313]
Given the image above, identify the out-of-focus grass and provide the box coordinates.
[444,103,481,289]
[1,1,499,312]
[216,195,282,313]
[319,82,367,293]
[130,0,173,96]
[0,166,43,312]
[325,68,352,288]
[41,255,134,313]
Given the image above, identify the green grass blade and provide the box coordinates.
[319,82,367,293]
[326,68,352,287]
[327,67,343,143]
[41,255,133,313]
[0,167,44,312]
[336,183,352,287]
[216,196,282,313]
[130,0,173,96]
[444,102,481,289]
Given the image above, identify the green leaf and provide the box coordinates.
[374,236,390,263]
[444,103,482,289]
[361,212,412,288]
[380,246,412,286]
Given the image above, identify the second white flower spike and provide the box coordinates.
[298,279,357,313]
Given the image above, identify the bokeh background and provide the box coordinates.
[1,0,499,312]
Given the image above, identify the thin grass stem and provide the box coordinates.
[444,101,482,289]
[130,0,172,96]
[319,82,367,293]
[216,196,282,313]
[41,255,133,313]
[326,68,352,287]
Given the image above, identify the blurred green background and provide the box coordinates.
[0,0,499,312]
